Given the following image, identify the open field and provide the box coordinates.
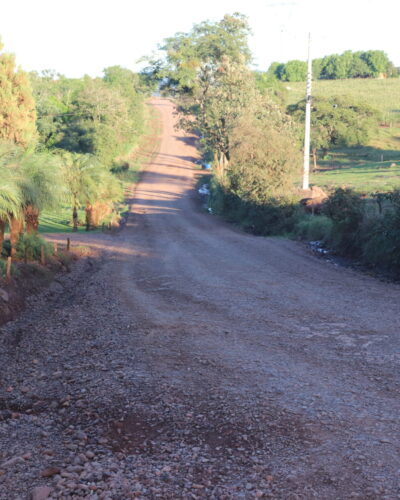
[286,77,400,125]
[310,158,400,193]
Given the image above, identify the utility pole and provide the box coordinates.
[302,33,312,190]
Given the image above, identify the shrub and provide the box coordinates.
[361,192,400,275]
[16,233,52,262]
[322,188,365,256]
[209,179,302,236]
[294,215,334,242]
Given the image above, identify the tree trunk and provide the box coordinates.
[24,205,40,233]
[0,219,5,253]
[10,216,23,257]
[72,205,78,232]
[85,203,93,231]
[312,148,317,172]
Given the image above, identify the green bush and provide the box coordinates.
[209,179,302,236]
[322,188,365,256]
[16,233,52,261]
[1,239,11,258]
[361,192,400,275]
[294,215,334,242]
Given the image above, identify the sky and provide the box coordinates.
[1,0,399,78]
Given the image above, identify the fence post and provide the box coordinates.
[6,257,12,282]
[41,245,46,265]
[54,242,58,255]
[67,238,70,251]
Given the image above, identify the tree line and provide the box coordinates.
[0,38,146,260]
[268,50,398,82]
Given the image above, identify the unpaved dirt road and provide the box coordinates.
[1,98,400,499]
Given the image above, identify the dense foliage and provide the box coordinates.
[0,39,147,263]
[269,50,398,82]
[30,66,145,167]
[0,39,37,146]
[288,96,380,159]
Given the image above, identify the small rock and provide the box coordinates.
[41,466,61,478]
[1,456,23,468]
[31,486,53,500]
[0,289,9,302]
[86,451,95,459]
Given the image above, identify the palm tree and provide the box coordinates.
[18,150,62,233]
[86,169,123,230]
[0,143,23,254]
[60,152,102,232]
[0,143,62,256]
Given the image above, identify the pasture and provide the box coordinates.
[287,78,400,193]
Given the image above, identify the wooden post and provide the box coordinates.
[41,245,46,265]
[6,257,12,282]
[53,242,58,255]
[67,238,70,251]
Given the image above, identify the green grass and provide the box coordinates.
[286,78,400,125]
[311,159,400,193]
[38,207,89,233]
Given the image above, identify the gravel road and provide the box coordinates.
[0,98,399,499]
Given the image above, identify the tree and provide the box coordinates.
[179,57,260,178]
[147,14,253,176]
[228,101,301,202]
[360,50,392,77]
[144,13,252,96]
[60,153,99,231]
[0,143,62,254]
[312,58,323,80]
[18,150,62,233]
[349,52,374,78]
[29,71,79,149]
[60,152,122,231]
[281,60,307,82]
[288,95,379,165]
[0,39,37,146]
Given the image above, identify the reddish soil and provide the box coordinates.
[0,98,399,499]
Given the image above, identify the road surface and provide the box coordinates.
[1,98,399,499]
